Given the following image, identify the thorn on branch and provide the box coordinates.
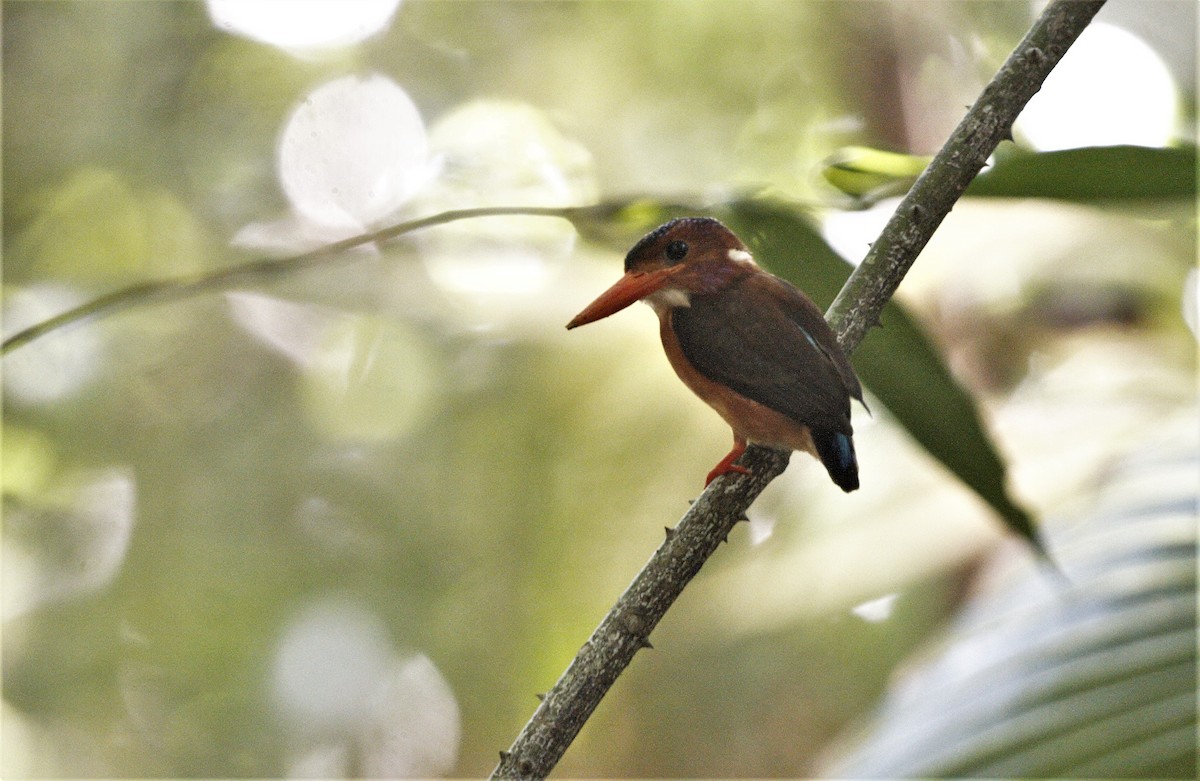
[535,692,546,702]
[637,635,654,650]
[619,609,651,638]
[664,526,676,539]
[499,751,511,762]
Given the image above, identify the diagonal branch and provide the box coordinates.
[490,1,1106,778]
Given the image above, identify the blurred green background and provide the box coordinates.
[2,1,1195,778]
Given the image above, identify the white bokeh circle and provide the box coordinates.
[207,0,401,53]
[1018,22,1180,151]
[279,74,430,229]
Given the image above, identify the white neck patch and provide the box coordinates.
[728,248,756,266]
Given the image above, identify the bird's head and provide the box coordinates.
[566,217,757,329]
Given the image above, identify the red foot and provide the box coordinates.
[705,437,752,486]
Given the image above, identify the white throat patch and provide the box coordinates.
[644,286,691,313]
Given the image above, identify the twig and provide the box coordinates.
[1,205,580,356]
[490,1,1106,778]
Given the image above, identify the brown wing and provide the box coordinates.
[671,271,862,433]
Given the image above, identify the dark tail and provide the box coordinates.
[813,430,859,492]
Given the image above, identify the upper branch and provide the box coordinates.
[829,0,1107,353]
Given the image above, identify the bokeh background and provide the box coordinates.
[2,1,1195,778]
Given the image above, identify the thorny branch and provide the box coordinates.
[490,1,1106,778]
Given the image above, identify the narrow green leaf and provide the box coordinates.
[820,146,931,200]
[718,200,1044,552]
[968,144,1197,201]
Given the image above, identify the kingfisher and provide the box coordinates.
[567,217,865,491]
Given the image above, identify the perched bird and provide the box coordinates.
[567,217,865,491]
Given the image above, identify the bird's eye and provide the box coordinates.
[665,240,689,263]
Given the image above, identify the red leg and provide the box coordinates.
[705,434,752,486]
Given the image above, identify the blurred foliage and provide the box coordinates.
[2,1,1196,779]
[970,143,1198,201]
[820,143,1198,205]
[823,429,1198,779]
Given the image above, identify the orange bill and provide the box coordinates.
[566,267,677,329]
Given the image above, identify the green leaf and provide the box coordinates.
[824,441,1198,779]
[820,146,931,200]
[968,144,1197,201]
[717,200,1044,552]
